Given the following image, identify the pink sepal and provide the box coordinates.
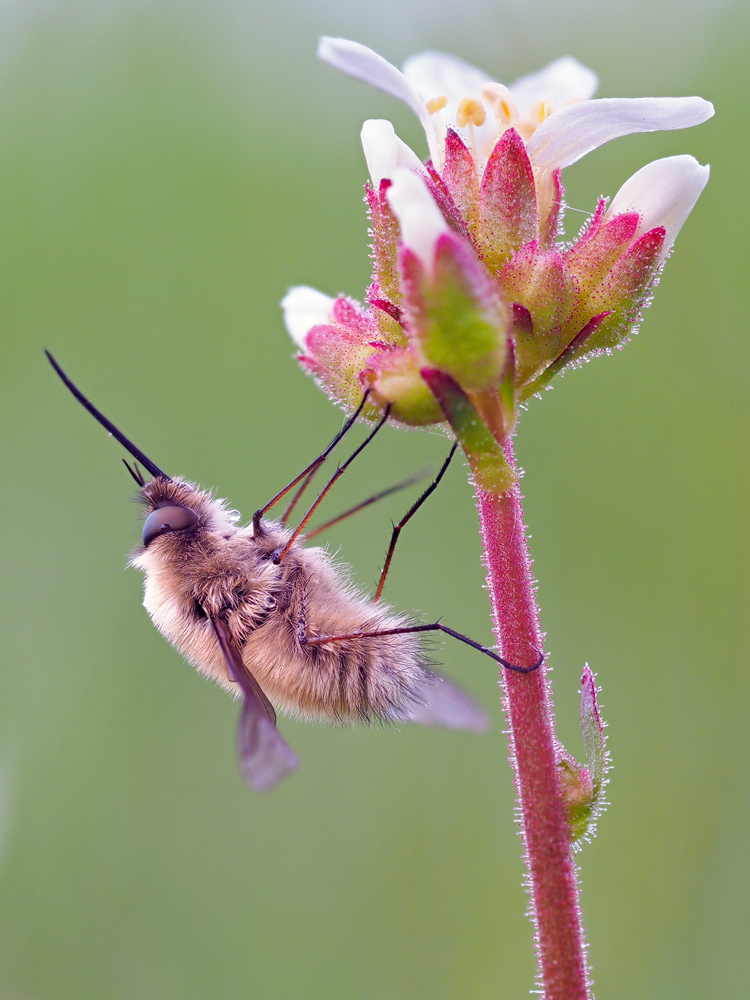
[367,348,444,425]
[512,303,533,338]
[424,161,470,239]
[297,296,383,410]
[539,169,564,248]
[478,128,538,271]
[400,231,510,391]
[564,211,639,302]
[583,226,666,348]
[366,179,401,305]
[442,129,480,233]
[329,295,379,341]
[500,240,574,338]
[571,198,607,252]
[300,322,380,410]
[367,289,403,325]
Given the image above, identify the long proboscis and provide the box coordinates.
[45,351,171,481]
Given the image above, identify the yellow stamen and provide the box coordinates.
[481,83,518,125]
[426,95,448,115]
[531,100,550,125]
[456,97,486,128]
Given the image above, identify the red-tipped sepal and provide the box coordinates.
[574,226,666,355]
[442,129,480,235]
[366,348,444,425]
[297,296,381,411]
[400,231,511,392]
[367,179,402,307]
[499,240,575,383]
[478,128,538,272]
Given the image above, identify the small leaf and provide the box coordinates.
[580,664,605,797]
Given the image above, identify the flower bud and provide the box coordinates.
[556,666,608,845]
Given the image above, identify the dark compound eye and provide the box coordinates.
[143,505,198,547]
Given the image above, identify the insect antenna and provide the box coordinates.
[253,390,370,535]
[46,351,171,481]
[375,442,458,601]
[303,468,429,540]
[272,404,392,563]
[123,459,146,487]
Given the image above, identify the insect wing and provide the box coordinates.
[210,616,299,792]
[236,694,300,794]
[403,673,490,733]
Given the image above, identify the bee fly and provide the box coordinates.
[47,352,542,792]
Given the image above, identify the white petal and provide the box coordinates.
[282,286,335,347]
[527,96,715,171]
[360,119,425,188]
[402,50,490,106]
[386,169,449,271]
[317,38,432,137]
[605,155,710,254]
[509,57,598,116]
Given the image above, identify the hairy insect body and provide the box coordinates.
[132,478,432,725]
[46,351,498,789]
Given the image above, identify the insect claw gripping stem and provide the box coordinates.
[301,622,545,673]
[252,391,371,537]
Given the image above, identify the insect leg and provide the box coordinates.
[280,466,319,527]
[374,442,458,601]
[301,622,544,674]
[303,468,428,540]
[273,405,392,564]
[253,390,371,535]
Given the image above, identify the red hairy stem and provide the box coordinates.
[475,441,589,1000]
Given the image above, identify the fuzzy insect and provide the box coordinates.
[47,352,541,792]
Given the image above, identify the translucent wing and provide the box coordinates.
[401,672,490,733]
[210,617,299,792]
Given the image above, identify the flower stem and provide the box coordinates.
[475,440,589,1000]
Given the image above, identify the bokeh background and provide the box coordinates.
[0,0,747,997]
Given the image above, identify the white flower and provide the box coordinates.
[318,36,714,177]
[605,154,710,257]
[386,169,449,271]
[360,119,425,189]
[282,286,335,347]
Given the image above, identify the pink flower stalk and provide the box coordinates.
[283,37,713,999]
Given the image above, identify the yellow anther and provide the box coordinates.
[426,95,448,115]
[481,83,518,124]
[456,97,486,128]
[531,100,550,125]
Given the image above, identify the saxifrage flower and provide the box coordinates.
[284,38,712,489]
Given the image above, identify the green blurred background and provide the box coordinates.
[0,0,747,996]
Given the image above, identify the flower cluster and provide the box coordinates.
[284,38,712,489]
